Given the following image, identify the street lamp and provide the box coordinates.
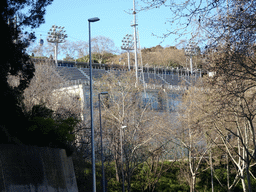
[120,125,127,192]
[185,42,197,74]
[47,25,68,66]
[88,17,100,192]
[98,91,108,192]
[121,34,134,71]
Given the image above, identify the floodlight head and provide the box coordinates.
[88,17,100,22]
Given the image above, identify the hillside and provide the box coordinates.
[108,45,203,69]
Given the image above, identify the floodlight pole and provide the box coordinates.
[88,17,100,192]
[127,50,130,70]
[121,34,134,71]
[189,55,193,74]
[55,42,58,64]
[185,43,196,74]
[47,25,67,66]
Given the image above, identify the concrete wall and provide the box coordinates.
[0,145,78,192]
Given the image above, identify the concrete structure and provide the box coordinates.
[0,145,78,192]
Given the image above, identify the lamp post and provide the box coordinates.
[47,25,68,66]
[88,17,100,192]
[98,91,108,192]
[121,34,134,71]
[120,125,127,192]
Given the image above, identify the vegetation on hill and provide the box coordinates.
[108,45,203,70]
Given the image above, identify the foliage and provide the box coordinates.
[24,104,78,156]
[0,0,53,143]
[76,52,115,64]
[72,158,256,192]
[155,163,190,192]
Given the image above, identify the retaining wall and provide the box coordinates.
[0,144,78,192]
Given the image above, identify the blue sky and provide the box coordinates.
[30,0,187,55]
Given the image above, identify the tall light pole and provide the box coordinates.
[185,43,197,74]
[47,25,67,66]
[121,34,134,71]
[98,91,108,192]
[88,17,100,192]
[131,0,138,85]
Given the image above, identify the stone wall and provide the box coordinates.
[0,144,78,192]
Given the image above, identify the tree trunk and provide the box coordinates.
[127,171,131,192]
[191,173,196,192]
[227,153,230,192]
[246,155,252,192]
[115,151,120,182]
[241,170,247,192]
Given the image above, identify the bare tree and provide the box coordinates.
[27,40,57,58]
[176,85,217,192]
[178,74,256,192]
[91,36,118,64]
[94,71,171,191]
[203,78,256,192]
[74,40,89,61]
[60,40,78,61]
[22,60,90,148]
[139,1,256,191]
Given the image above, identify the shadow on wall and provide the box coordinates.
[0,144,78,192]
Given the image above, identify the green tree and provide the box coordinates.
[25,104,78,156]
[0,0,53,143]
